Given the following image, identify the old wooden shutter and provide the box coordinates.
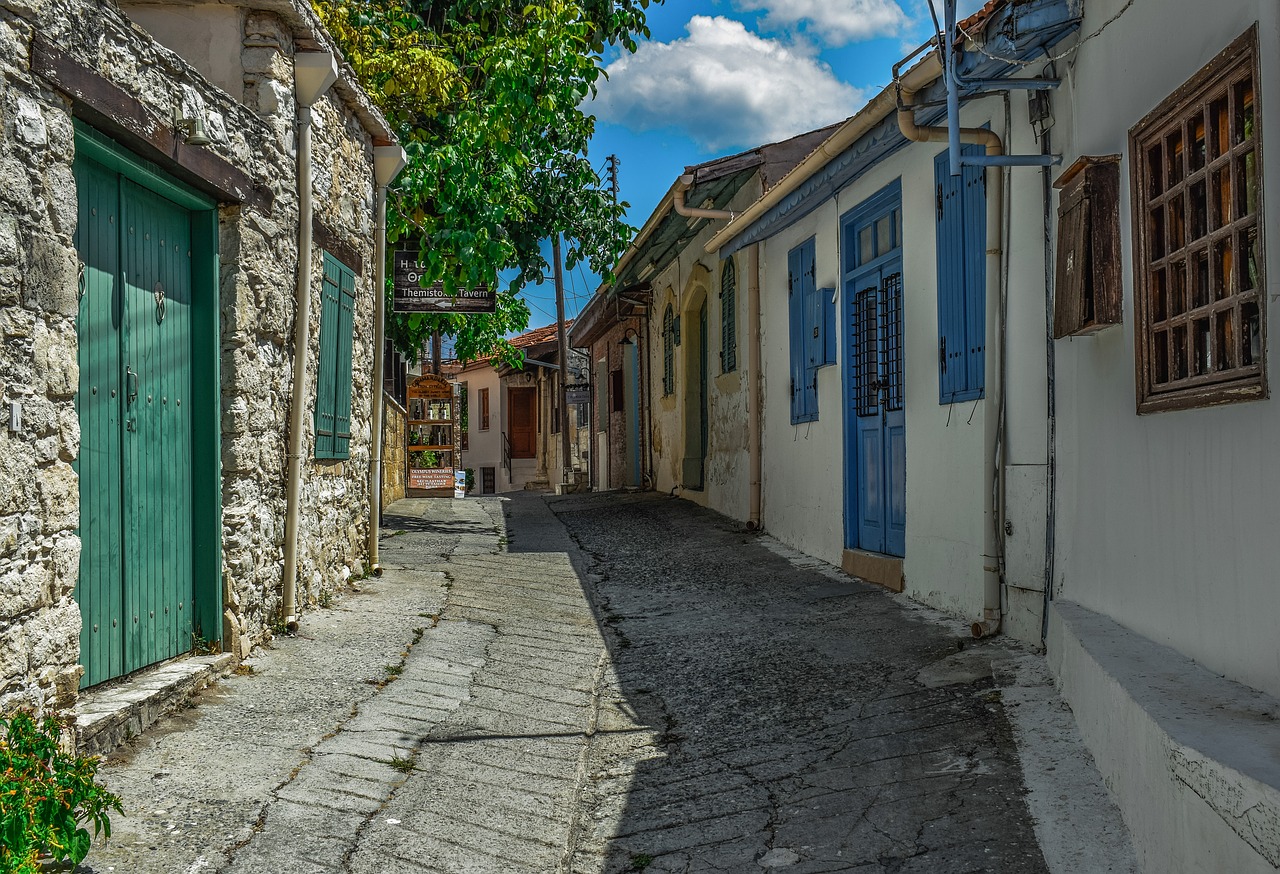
[315,255,341,457]
[333,263,356,458]
[720,258,737,373]
[934,145,987,403]
[789,239,820,423]
[1052,155,1122,338]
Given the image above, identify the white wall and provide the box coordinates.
[1051,0,1280,697]
[459,365,506,492]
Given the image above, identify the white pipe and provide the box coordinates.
[282,51,338,630]
[673,175,736,221]
[747,243,762,530]
[368,144,407,577]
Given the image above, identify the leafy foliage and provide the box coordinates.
[313,0,654,365]
[0,711,122,872]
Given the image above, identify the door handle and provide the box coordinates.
[126,366,138,406]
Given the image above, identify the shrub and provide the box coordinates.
[0,711,122,873]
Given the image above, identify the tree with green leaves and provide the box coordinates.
[314,0,655,366]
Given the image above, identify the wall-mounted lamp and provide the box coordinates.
[618,327,639,347]
[173,107,212,146]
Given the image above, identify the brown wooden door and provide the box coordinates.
[509,387,537,458]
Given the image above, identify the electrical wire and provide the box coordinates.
[957,0,1137,67]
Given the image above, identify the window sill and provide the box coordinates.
[1137,378,1266,414]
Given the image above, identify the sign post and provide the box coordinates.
[393,249,497,314]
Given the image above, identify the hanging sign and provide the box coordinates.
[393,249,496,314]
[566,383,591,405]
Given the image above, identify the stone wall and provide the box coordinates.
[0,0,384,706]
[382,395,407,505]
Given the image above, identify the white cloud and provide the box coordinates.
[736,0,909,45]
[591,16,864,153]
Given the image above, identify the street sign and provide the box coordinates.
[392,249,496,313]
[566,386,590,404]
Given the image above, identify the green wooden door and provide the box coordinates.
[75,159,198,684]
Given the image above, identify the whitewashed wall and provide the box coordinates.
[1052,0,1280,698]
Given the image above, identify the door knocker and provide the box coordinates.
[153,282,166,323]
[77,261,86,301]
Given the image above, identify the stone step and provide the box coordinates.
[75,652,235,756]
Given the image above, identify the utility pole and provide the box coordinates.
[606,154,620,203]
[552,234,571,489]
[431,329,441,375]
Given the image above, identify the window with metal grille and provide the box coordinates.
[720,257,737,373]
[853,286,879,417]
[662,304,675,395]
[883,272,904,412]
[1131,27,1264,413]
[315,251,356,460]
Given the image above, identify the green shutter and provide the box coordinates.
[315,255,340,458]
[333,264,356,459]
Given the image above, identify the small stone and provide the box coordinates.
[14,97,48,146]
[758,848,801,868]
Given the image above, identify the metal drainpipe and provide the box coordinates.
[282,51,337,630]
[367,144,407,577]
[1040,125,1058,645]
[747,243,762,530]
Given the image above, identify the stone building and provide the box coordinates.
[0,0,399,711]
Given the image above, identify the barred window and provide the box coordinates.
[662,303,675,395]
[720,258,737,373]
[1131,27,1264,412]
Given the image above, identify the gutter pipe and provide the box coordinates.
[367,143,407,578]
[282,51,338,630]
[673,175,736,221]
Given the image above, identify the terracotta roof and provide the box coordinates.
[510,321,571,349]
[962,0,1005,34]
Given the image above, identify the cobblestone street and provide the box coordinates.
[84,493,1132,874]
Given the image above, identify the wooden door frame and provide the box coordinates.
[74,124,223,673]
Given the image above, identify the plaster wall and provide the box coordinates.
[1050,0,1280,697]
[753,89,1052,635]
[458,364,504,491]
[646,180,758,522]
[119,4,245,99]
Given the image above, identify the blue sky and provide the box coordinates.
[515,0,990,328]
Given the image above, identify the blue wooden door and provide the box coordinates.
[843,185,906,557]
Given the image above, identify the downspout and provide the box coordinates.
[673,175,735,221]
[367,144,407,578]
[281,51,338,630]
[747,243,762,530]
[897,84,1006,638]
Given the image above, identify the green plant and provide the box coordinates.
[0,711,123,872]
[464,468,476,494]
[628,852,654,871]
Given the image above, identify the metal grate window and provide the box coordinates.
[1131,27,1264,412]
[853,286,879,418]
[883,272,904,412]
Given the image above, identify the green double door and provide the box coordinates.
[74,151,202,686]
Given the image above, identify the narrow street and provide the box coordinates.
[84,493,1131,874]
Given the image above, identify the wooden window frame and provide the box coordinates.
[1130,26,1265,413]
[1053,155,1123,338]
[478,387,490,431]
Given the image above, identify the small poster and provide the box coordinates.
[453,471,467,499]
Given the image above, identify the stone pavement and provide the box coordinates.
[83,492,1135,874]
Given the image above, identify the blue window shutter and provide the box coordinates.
[820,287,837,366]
[962,154,987,397]
[802,240,820,420]
[934,147,986,404]
[788,246,804,424]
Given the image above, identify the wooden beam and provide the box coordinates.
[31,37,272,211]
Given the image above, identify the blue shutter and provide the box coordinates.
[934,146,986,403]
[788,246,805,424]
[962,153,987,396]
[820,286,837,366]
